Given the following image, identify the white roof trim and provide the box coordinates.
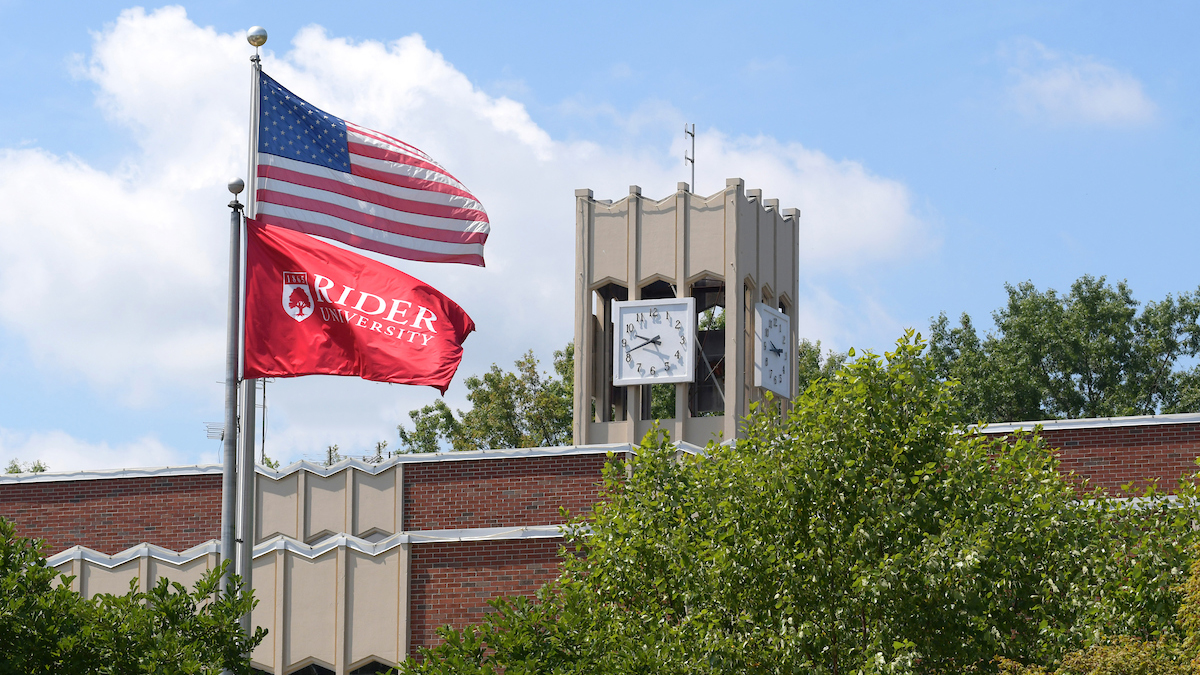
[0,464,223,485]
[255,443,633,480]
[979,412,1200,435]
[0,444,638,485]
[47,540,220,569]
[5,441,706,486]
[45,526,568,568]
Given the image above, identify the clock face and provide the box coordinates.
[754,303,792,398]
[612,297,697,386]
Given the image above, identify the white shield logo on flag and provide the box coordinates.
[282,271,315,322]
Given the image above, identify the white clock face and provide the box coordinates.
[612,297,696,386]
[754,303,792,398]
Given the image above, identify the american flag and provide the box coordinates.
[252,71,489,266]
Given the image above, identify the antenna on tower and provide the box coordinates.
[684,123,695,192]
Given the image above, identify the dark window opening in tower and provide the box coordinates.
[690,277,725,416]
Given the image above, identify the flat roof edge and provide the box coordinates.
[0,444,641,485]
[0,464,224,485]
[979,411,1200,434]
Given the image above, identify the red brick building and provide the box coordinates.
[2,414,1199,673]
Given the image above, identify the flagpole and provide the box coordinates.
[233,24,267,620]
[220,179,244,592]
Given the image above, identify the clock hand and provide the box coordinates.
[628,338,656,353]
[628,335,664,354]
[769,342,783,356]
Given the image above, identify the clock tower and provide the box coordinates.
[573,179,800,447]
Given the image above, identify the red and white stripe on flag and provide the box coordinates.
[253,71,489,266]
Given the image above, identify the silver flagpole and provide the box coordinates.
[236,378,257,631]
[235,25,267,630]
[220,180,244,592]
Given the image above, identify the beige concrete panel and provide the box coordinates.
[249,554,278,671]
[306,472,348,542]
[687,415,727,446]
[588,421,618,444]
[590,204,628,285]
[757,209,776,290]
[736,197,760,283]
[637,200,677,285]
[80,558,139,598]
[147,556,212,592]
[284,551,338,670]
[354,466,397,537]
[687,200,725,280]
[775,212,797,308]
[346,549,401,667]
[258,472,299,542]
[50,559,72,584]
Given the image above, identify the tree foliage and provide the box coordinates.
[5,459,47,474]
[400,333,1198,674]
[930,275,1200,423]
[0,517,265,674]
[398,343,574,452]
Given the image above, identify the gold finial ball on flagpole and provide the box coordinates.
[228,178,245,195]
[247,26,268,47]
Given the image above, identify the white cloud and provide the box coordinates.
[0,7,932,465]
[1003,38,1156,126]
[0,427,201,472]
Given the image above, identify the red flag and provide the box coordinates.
[243,219,474,393]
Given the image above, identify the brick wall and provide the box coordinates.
[408,538,563,657]
[985,423,1200,494]
[0,474,221,555]
[403,454,609,531]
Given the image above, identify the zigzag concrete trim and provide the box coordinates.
[254,443,634,481]
[45,526,568,569]
[1,441,709,486]
[47,540,220,569]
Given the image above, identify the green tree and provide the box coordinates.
[5,459,47,474]
[402,333,1197,675]
[795,338,848,392]
[398,344,575,452]
[930,275,1200,423]
[0,517,265,673]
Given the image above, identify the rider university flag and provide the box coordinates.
[243,219,475,393]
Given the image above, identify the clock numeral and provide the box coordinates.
[665,311,671,321]
[625,353,632,363]
[649,307,659,319]
[675,351,681,360]
[636,312,644,323]
[621,338,628,347]
[637,363,643,373]
[626,323,635,335]
[680,336,686,345]
[649,366,656,375]
[675,320,682,329]
[663,361,671,370]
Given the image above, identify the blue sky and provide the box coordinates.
[0,1,1196,470]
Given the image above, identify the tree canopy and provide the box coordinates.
[0,518,265,674]
[929,275,1200,424]
[400,333,1198,674]
[398,344,575,452]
